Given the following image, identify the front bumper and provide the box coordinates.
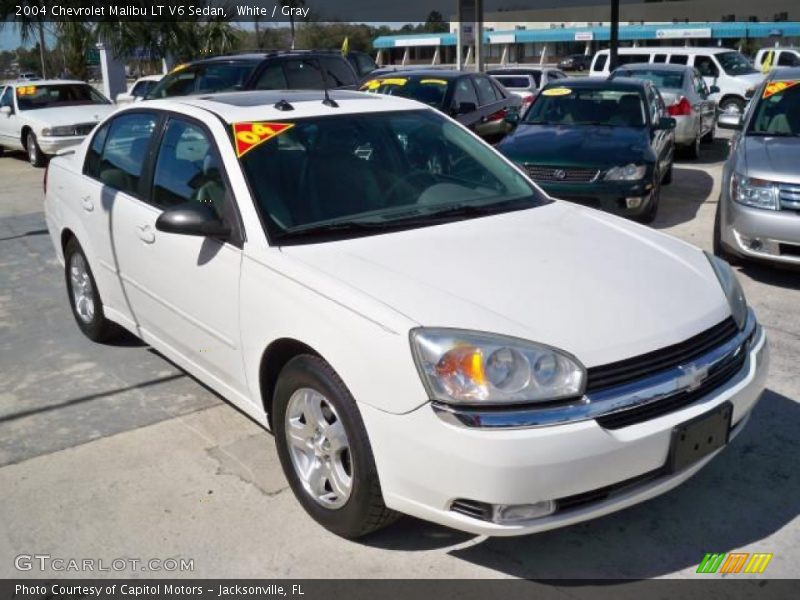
[538,179,654,217]
[721,194,800,265]
[37,134,87,155]
[361,315,768,536]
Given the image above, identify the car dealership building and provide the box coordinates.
[373,0,799,66]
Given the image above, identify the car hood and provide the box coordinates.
[741,135,800,184]
[21,104,115,128]
[281,202,730,368]
[497,123,653,167]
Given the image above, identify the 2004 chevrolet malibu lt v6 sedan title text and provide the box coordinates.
[44,90,768,538]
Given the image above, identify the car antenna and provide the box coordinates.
[315,58,339,108]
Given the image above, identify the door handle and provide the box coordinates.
[80,195,94,212]
[137,224,155,244]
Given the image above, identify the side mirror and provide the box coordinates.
[454,101,477,116]
[155,202,230,239]
[0,106,11,115]
[718,112,743,130]
[504,111,520,127]
[745,88,756,99]
[709,85,720,94]
[657,116,676,130]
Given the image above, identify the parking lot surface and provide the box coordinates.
[1,135,798,579]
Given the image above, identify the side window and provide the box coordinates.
[152,119,227,218]
[778,52,800,67]
[88,113,158,197]
[84,122,110,179]
[669,55,689,65]
[693,73,708,97]
[695,55,719,78]
[473,76,499,105]
[617,54,649,66]
[653,54,667,63]
[355,53,377,77]
[284,59,325,89]
[453,78,479,109]
[320,56,356,87]
[593,53,608,72]
[132,81,156,98]
[0,87,13,108]
[255,63,288,90]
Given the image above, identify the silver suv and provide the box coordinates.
[715,67,800,265]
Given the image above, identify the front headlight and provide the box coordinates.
[604,163,647,181]
[41,125,76,137]
[705,252,748,330]
[731,172,779,210]
[410,329,585,405]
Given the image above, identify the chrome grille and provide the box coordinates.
[778,183,800,211]
[524,165,600,183]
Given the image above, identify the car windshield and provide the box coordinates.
[747,80,800,136]
[717,51,757,76]
[359,77,449,109]
[15,84,110,110]
[146,62,257,99]
[525,86,646,127]
[238,110,544,244]
[493,74,538,89]
[614,69,684,89]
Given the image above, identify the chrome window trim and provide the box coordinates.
[433,309,760,429]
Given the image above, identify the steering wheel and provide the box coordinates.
[383,170,437,204]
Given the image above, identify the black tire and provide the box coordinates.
[25,131,46,168]
[636,178,661,224]
[662,162,673,185]
[719,97,745,119]
[0,145,5,157]
[273,355,399,538]
[64,238,119,342]
[686,135,701,159]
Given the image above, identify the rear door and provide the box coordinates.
[691,69,716,135]
[450,76,482,131]
[646,85,673,175]
[472,74,511,140]
[111,115,246,393]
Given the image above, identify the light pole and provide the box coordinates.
[610,0,620,72]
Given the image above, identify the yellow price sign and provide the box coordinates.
[541,87,572,97]
[232,122,294,157]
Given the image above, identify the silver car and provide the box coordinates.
[715,67,800,266]
[611,63,718,158]
[488,67,568,115]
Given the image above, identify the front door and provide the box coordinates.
[111,115,246,395]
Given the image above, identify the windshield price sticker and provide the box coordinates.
[542,87,572,97]
[763,80,800,99]
[16,86,37,96]
[360,78,408,91]
[232,122,294,158]
[420,79,448,85]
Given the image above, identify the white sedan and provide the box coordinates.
[115,75,162,105]
[44,90,768,538]
[0,80,115,167]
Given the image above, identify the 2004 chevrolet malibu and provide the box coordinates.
[44,90,768,538]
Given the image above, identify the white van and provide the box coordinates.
[754,47,800,71]
[590,47,765,115]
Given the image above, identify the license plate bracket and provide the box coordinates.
[668,402,733,473]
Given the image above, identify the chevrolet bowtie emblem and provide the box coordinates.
[677,363,710,392]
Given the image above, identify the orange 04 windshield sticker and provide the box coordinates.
[763,80,800,99]
[232,122,294,158]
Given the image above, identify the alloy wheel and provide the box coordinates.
[69,252,95,324]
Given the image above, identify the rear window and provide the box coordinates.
[492,74,537,89]
[526,86,646,128]
[613,69,685,89]
[617,54,650,66]
[147,62,257,98]
[319,56,356,87]
[284,59,325,89]
[592,54,608,72]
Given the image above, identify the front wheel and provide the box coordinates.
[713,202,740,265]
[26,132,46,168]
[273,355,399,538]
[686,134,701,159]
[636,178,661,224]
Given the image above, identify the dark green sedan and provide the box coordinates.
[497,78,676,222]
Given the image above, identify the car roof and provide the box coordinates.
[488,68,544,75]
[596,47,736,55]
[141,89,429,122]
[182,50,351,66]
[6,79,87,87]
[614,63,690,72]
[767,67,800,80]
[364,69,464,80]
[543,77,647,90]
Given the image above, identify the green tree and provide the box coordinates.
[55,22,94,80]
[0,0,49,77]
[423,11,448,33]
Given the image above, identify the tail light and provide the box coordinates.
[487,108,508,121]
[667,96,692,117]
[522,95,534,106]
